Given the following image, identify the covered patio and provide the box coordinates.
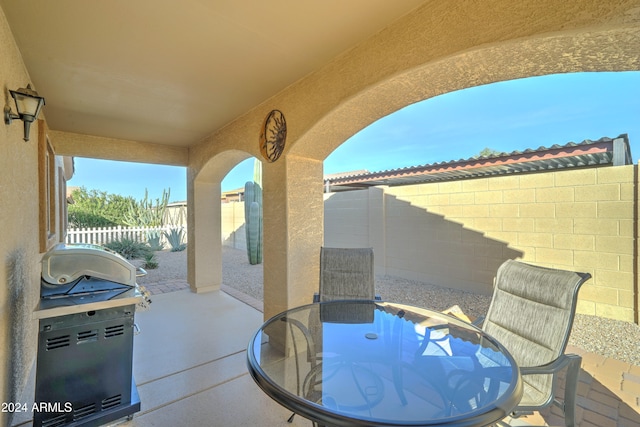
[8,243,640,426]
[11,284,637,426]
[2,1,640,426]
[122,290,640,427]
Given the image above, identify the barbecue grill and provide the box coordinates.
[34,243,146,427]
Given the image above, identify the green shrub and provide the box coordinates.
[67,187,135,227]
[104,238,152,260]
[147,230,165,251]
[164,228,186,252]
[68,209,118,228]
[143,252,159,269]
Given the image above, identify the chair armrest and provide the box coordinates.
[279,315,318,365]
[520,353,581,376]
[442,305,482,326]
[471,315,484,327]
[517,354,582,421]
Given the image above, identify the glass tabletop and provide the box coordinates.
[247,300,522,427]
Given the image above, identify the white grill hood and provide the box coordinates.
[41,243,136,287]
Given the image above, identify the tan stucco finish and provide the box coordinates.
[1,6,42,420]
[50,130,189,166]
[188,1,640,324]
[2,1,640,419]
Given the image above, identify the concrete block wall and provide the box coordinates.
[323,190,371,248]
[223,164,636,322]
[323,164,637,323]
[382,181,524,295]
[221,202,247,251]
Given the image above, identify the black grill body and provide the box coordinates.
[34,305,140,427]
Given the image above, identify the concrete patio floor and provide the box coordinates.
[116,289,307,427]
[121,285,639,427]
[11,283,639,427]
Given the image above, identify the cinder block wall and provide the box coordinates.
[323,164,637,323]
[221,202,247,251]
[223,164,636,322]
[323,190,371,247]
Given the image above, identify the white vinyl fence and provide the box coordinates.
[66,225,187,247]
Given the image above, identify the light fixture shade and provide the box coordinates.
[10,84,45,122]
[5,84,46,141]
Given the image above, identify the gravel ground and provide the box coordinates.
[134,249,187,285]
[140,247,640,367]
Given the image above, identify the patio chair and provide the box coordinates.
[483,259,591,427]
[290,247,379,425]
[313,247,381,302]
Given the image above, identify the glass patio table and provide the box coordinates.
[247,300,522,427]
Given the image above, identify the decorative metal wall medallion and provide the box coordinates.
[260,110,287,162]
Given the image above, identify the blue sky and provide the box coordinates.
[69,71,640,202]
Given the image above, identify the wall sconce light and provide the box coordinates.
[4,84,46,141]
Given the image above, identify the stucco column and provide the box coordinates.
[187,170,222,293]
[262,154,323,321]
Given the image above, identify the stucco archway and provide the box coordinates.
[279,24,640,320]
[291,25,640,161]
[186,19,639,321]
[187,149,254,292]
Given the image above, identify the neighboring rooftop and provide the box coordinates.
[325,134,632,192]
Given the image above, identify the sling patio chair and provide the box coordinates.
[483,259,591,427]
[313,247,381,303]
[289,247,380,425]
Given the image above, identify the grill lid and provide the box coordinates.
[41,243,136,287]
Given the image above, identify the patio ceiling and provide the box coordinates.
[1,0,426,148]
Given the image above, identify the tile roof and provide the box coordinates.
[325,134,632,191]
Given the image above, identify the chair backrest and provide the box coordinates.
[483,259,591,402]
[319,301,375,323]
[318,247,375,302]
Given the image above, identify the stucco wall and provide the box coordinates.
[0,5,42,417]
[0,7,70,422]
[323,165,637,323]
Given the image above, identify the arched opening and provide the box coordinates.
[279,26,639,323]
[323,70,638,308]
[200,72,638,315]
[186,23,639,322]
[325,72,639,176]
[315,71,640,373]
[290,26,640,162]
[220,157,265,308]
[188,149,255,293]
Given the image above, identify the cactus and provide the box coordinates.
[123,188,170,227]
[244,160,263,264]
